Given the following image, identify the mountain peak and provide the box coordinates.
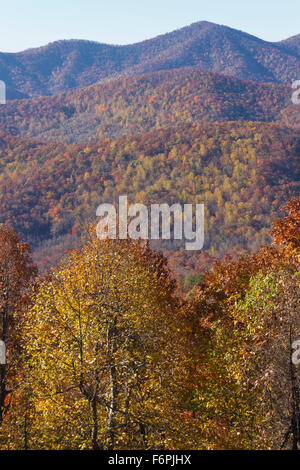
[0,22,299,100]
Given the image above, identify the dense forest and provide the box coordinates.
[0,198,300,449]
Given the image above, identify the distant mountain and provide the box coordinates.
[1,21,300,100]
[0,68,292,143]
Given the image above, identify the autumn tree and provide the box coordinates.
[189,197,300,449]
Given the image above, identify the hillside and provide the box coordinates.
[0,68,292,143]
[280,33,300,55]
[1,21,300,100]
[0,121,299,270]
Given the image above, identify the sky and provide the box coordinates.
[0,0,299,52]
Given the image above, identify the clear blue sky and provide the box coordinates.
[0,0,299,52]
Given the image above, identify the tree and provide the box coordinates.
[271,196,300,260]
[235,269,300,449]
[0,226,36,424]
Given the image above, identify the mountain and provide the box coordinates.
[0,122,299,270]
[0,68,292,143]
[1,21,300,100]
[279,34,300,55]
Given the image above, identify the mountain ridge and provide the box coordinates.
[1,21,300,100]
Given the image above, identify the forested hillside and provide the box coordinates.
[0,68,292,143]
